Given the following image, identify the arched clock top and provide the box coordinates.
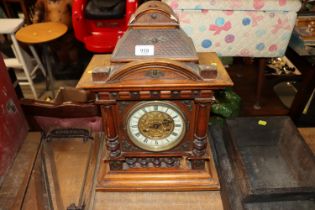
[91,59,219,84]
[108,59,203,82]
[129,0,179,27]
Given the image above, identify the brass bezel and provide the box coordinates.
[126,101,186,152]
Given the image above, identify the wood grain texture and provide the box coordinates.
[76,53,233,90]
[96,142,220,191]
[223,117,315,202]
[93,191,223,210]
[129,1,179,28]
[22,144,50,210]
[76,54,112,89]
[0,132,41,210]
[299,128,315,154]
[212,118,315,210]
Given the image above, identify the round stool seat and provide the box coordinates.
[16,22,67,44]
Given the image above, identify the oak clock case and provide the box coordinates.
[76,1,233,191]
[108,95,198,168]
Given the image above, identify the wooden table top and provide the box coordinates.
[15,22,67,44]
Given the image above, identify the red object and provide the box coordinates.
[0,54,28,182]
[72,0,139,53]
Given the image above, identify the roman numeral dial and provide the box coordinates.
[127,102,186,152]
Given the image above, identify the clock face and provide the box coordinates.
[126,102,186,152]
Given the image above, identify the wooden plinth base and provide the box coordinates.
[96,144,220,191]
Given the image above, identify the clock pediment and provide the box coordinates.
[92,59,221,87]
[109,59,202,82]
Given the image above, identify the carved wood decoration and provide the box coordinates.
[77,1,233,191]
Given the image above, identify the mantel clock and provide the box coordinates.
[77,1,233,191]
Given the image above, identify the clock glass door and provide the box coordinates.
[126,101,186,152]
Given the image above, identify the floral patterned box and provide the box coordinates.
[163,0,301,57]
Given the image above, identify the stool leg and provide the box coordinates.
[43,45,55,98]
[29,45,47,77]
[10,34,38,99]
[254,58,266,110]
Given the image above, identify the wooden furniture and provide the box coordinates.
[16,22,67,97]
[77,1,233,191]
[211,117,315,210]
[0,18,47,99]
[20,87,102,132]
[1,127,315,209]
[0,53,28,185]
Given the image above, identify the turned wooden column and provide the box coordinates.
[101,101,121,158]
[193,98,212,157]
[191,97,212,170]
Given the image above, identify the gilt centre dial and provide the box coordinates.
[127,102,186,151]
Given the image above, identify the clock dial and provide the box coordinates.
[127,102,186,151]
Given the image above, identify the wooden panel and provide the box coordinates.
[0,132,41,210]
[299,128,315,154]
[211,118,315,210]
[0,53,28,183]
[224,117,315,202]
[111,29,198,63]
[96,142,220,191]
[93,191,223,210]
[22,146,50,210]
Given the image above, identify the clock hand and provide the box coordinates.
[149,122,162,129]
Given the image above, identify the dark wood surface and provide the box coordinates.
[0,133,41,210]
[211,117,315,210]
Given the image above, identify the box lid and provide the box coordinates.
[163,0,301,12]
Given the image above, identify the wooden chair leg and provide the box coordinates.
[254,58,266,110]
